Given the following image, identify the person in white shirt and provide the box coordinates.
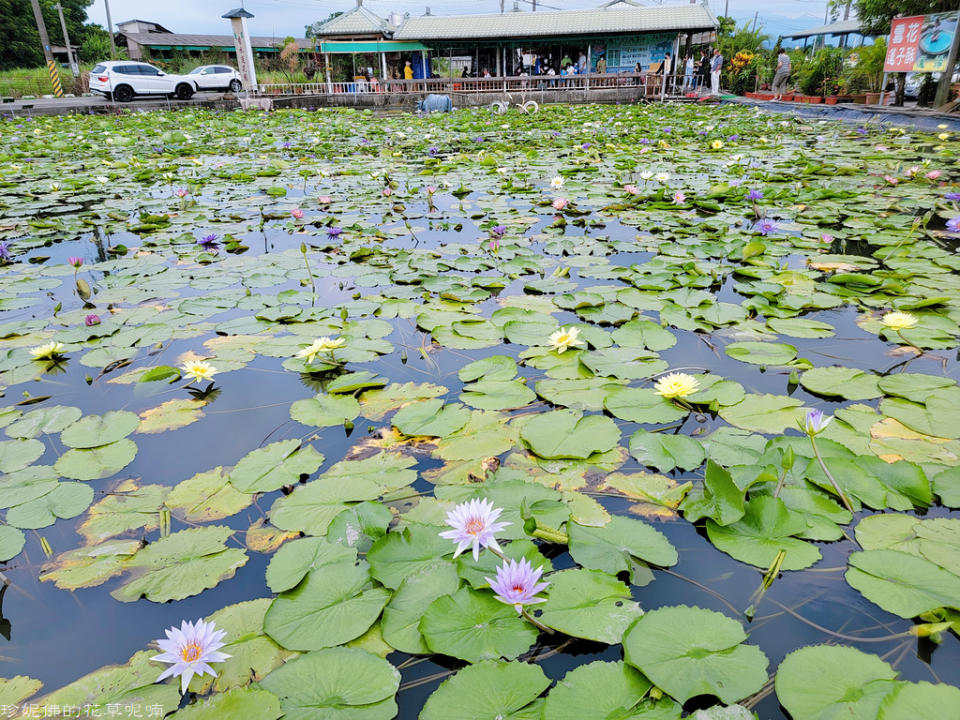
[772,49,791,100]
[710,49,723,94]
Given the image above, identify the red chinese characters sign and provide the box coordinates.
[884,16,924,72]
[884,12,960,73]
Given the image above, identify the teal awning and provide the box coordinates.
[318,40,429,53]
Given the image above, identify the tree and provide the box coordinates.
[0,0,102,69]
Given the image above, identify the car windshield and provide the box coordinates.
[188,67,204,74]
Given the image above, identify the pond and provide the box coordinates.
[1,102,959,720]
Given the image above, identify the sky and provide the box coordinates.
[84,0,837,40]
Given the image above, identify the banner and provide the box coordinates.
[884,11,959,73]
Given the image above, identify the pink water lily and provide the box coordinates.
[552,197,569,211]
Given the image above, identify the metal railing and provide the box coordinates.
[255,72,703,99]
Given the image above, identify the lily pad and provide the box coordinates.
[538,569,644,643]
[623,605,769,705]
[520,409,621,460]
[60,410,139,448]
[421,660,550,720]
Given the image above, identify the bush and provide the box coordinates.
[796,47,844,96]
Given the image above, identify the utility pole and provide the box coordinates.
[724,0,728,17]
[104,0,117,59]
[500,0,504,13]
[752,11,758,32]
[29,0,64,97]
[532,0,536,10]
[843,0,851,20]
[55,3,77,77]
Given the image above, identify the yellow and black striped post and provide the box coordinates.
[47,60,63,98]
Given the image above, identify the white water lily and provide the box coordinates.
[548,326,585,354]
[153,619,230,694]
[181,360,217,384]
[438,498,510,561]
[550,176,565,189]
[297,336,346,364]
[30,341,65,360]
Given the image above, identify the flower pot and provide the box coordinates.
[782,93,794,101]
[808,96,822,104]
[864,92,881,105]
[824,96,839,105]
[849,94,866,104]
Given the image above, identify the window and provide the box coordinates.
[115,65,137,75]
[188,67,204,75]
[92,64,106,73]
[139,65,162,76]
[215,67,232,74]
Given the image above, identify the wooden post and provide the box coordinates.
[878,71,888,105]
[325,53,333,93]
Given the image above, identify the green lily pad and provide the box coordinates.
[623,605,769,704]
[111,525,248,603]
[229,439,324,493]
[719,394,807,434]
[0,438,44,474]
[60,410,139,448]
[166,467,252,522]
[568,515,677,584]
[392,399,471,437]
[520,409,621,460]
[420,586,539,663]
[381,561,460,654]
[774,645,899,720]
[724,341,797,366]
[290,393,361,428]
[264,561,390,651]
[55,439,138,481]
[265,536,357,593]
[629,429,705,472]
[168,687,282,720]
[799,366,881,400]
[0,526,26,562]
[5,481,93,529]
[542,661,682,720]
[706,496,822,571]
[5,405,82,439]
[603,387,687,424]
[367,525,454,589]
[260,648,400,720]
[462,380,536,410]
[538,569,644,643]
[421,660,550,720]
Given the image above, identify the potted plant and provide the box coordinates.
[843,39,885,104]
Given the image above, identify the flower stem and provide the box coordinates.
[896,329,923,355]
[520,607,553,634]
[809,434,854,515]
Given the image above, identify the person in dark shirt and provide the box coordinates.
[698,50,711,93]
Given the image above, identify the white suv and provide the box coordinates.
[188,65,243,93]
[89,61,198,102]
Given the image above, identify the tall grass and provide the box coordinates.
[0,65,92,98]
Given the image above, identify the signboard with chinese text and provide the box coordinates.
[884,11,959,73]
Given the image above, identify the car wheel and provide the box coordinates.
[113,85,133,103]
[175,83,194,100]
[229,79,242,93]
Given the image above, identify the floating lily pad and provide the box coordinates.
[520,409,621,460]
[538,568,644,643]
[60,410,139,448]
[421,660,550,720]
[623,605,769,705]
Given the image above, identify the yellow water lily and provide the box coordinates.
[297,336,346,364]
[654,372,700,399]
[30,341,65,360]
[548,326,585,354]
[181,360,217,383]
[711,139,725,150]
[882,311,918,331]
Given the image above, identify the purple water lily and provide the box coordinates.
[327,226,343,238]
[197,234,218,246]
[85,314,101,326]
[0,242,9,261]
[946,192,960,201]
[486,558,549,614]
[581,142,592,150]
[491,225,506,236]
[68,256,83,268]
[947,217,960,233]
[754,218,779,236]
[428,146,440,157]
[747,189,764,201]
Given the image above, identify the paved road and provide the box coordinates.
[3,92,233,116]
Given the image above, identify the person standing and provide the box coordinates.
[684,54,695,91]
[699,49,711,93]
[596,55,607,74]
[771,48,791,100]
[404,60,414,81]
[710,48,723,94]
[578,52,587,74]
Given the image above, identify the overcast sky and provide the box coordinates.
[85,0,834,39]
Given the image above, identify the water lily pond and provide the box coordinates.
[1,103,960,719]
